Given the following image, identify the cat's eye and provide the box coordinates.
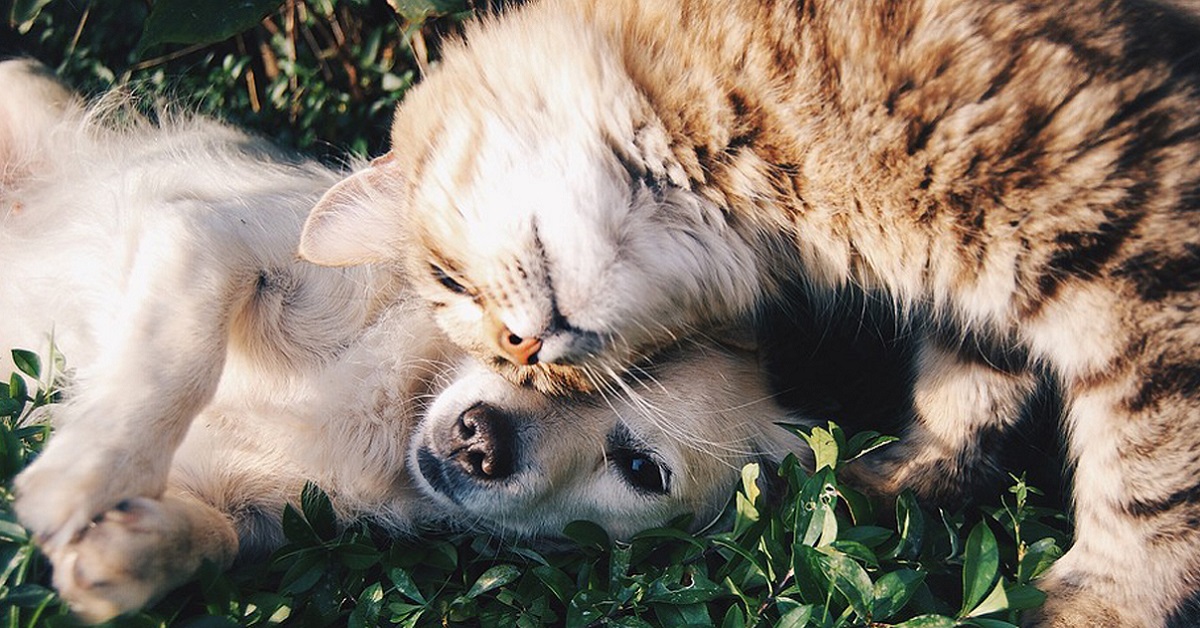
[607,425,671,495]
[430,264,469,295]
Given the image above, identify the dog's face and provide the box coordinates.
[409,343,804,540]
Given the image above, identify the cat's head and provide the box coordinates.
[299,9,763,393]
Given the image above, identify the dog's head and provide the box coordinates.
[409,342,807,540]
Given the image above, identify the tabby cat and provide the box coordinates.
[298,0,1200,624]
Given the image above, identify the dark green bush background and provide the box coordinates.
[3,0,482,160]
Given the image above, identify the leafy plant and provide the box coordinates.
[0,347,63,627]
[0,354,1069,627]
[6,0,476,158]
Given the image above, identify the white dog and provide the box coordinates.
[0,60,806,622]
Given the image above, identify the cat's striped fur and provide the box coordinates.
[300,0,1200,624]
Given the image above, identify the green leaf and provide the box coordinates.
[300,482,337,540]
[1017,538,1062,584]
[893,614,959,628]
[651,601,713,626]
[794,467,838,547]
[741,462,762,504]
[389,567,427,604]
[844,430,899,461]
[839,483,875,525]
[792,544,832,604]
[0,583,56,608]
[138,0,285,53]
[964,579,1008,618]
[336,540,380,570]
[733,462,763,536]
[532,565,574,603]
[465,564,521,598]
[277,550,324,594]
[0,397,19,417]
[966,619,1020,628]
[280,504,318,545]
[840,525,893,548]
[872,569,925,620]
[721,604,747,628]
[821,550,873,619]
[830,539,877,566]
[348,582,384,628]
[9,373,27,404]
[645,571,725,605]
[566,589,610,628]
[563,520,609,550]
[960,522,1000,616]
[10,350,39,380]
[886,490,924,560]
[0,518,30,543]
[386,0,469,22]
[1001,583,1047,612]
[8,0,52,31]
[775,600,814,628]
[802,425,840,470]
[610,541,632,590]
[633,526,708,551]
[387,602,425,626]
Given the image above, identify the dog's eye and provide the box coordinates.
[430,264,469,295]
[614,450,670,495]
[607,424,670,495]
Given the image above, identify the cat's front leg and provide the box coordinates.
[1024,365,1200,626]
[47,493,238,624]
[843,332,1038,504]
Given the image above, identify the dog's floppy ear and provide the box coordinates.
[298,152,408,266]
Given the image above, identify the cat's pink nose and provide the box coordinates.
[499,329,542,365]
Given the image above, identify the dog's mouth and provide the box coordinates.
[417,446,458,506]
[414,446,467,505]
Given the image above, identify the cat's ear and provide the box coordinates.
[0,60,77,183]
[299,153,408,266]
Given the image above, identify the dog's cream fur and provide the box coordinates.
[0,60,805,622]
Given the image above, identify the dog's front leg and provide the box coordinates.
[14,218,239,550]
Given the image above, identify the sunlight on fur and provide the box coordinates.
[0,59,810,623]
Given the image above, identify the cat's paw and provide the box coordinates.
[840,449,984,507]
[46,497,236,624]
[1021,567,1159,628]
[13,433,170,550]
[1020,587,1145,628]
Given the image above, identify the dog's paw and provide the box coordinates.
[47,497,237,624]
[14,433,169,550]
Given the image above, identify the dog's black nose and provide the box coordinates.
[450,404,516,480]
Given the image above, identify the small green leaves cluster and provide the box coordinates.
[0,348,63,627]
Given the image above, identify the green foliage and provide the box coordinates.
[0,366,1070,628]
[6,0,473,158]
[0,348,62,628]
